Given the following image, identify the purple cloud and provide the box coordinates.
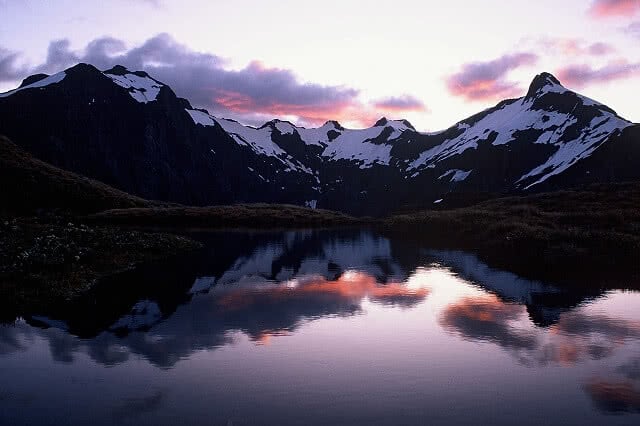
[446,52,538,101]
[537,38,617,57]
[0,47,28,83]
[588,42,617,56]
[0,34,365,126]
[372,95,428,112]
[556,61,640,88]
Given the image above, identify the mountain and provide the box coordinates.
[0,64,638,215]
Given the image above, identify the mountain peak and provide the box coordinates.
[374,117,388,127]
[323,120,344,130]
[525,72,564,99]
[373,117,415,130]
[103,65,154,80]
[104,65,131,76]
[261,118,296,129]
[19,73,49,88]
[398,119,415,130]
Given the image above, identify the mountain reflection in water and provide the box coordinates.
[1,229,639,425]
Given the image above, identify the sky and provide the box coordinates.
[0,0,638,131]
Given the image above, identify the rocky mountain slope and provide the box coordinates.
[1,64,638,215]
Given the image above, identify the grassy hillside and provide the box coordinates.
[385,182,640,284]
[0,135,161,215]
[89,203,361,227]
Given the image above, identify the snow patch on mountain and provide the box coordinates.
[439,169,472,182]
[186,109,217,126]
[407,97,568,171]
[104,72,163,103]
[407,100,526,171]
[216,117,288,155]
[320,124,409,168]
[273,121,295,135]
[407,82,631,183]
[184,108,315,175]
[0,71,67,98]
[518,115,632,188]
[219,116,316,175]
[296,122,341,146]
[322,130,393,168]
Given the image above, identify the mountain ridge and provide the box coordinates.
[0,63,638,215]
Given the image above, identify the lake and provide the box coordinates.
[1,229,639,425]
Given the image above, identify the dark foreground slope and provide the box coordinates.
[0,136,200,316]
[0,135,159,215]
[0,136,358,317]
[386,181,640,285]
[0,134,358,226]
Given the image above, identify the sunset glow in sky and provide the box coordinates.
[0,0,638,130]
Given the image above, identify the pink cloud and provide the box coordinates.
[0,34,377,128]
[556,60,640,88]
[538,38,616,57]
[213,88,362,126]
[446,52,538,101]
[588,0,640,18]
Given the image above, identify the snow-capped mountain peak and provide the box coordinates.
[0,63,637,215]
[323,120,345,131]
[103,65,165,103]
[525,72,566,99]
[373,117,415,131]
[374,117,390,127]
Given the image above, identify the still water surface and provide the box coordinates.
[1,229,640,425]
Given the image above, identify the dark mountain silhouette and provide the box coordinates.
[1,63,638,215]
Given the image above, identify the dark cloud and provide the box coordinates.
[34,39,79,74]
[372,95,428,112]
[556,61,640,88]
[445,52,538,102]
[0,34,367,126]
[0,48,28,83]
[588,0,640,18]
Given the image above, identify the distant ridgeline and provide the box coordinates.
[1,64,638,215]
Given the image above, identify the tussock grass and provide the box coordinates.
[385,182,640,284]
[89,204,362,227]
